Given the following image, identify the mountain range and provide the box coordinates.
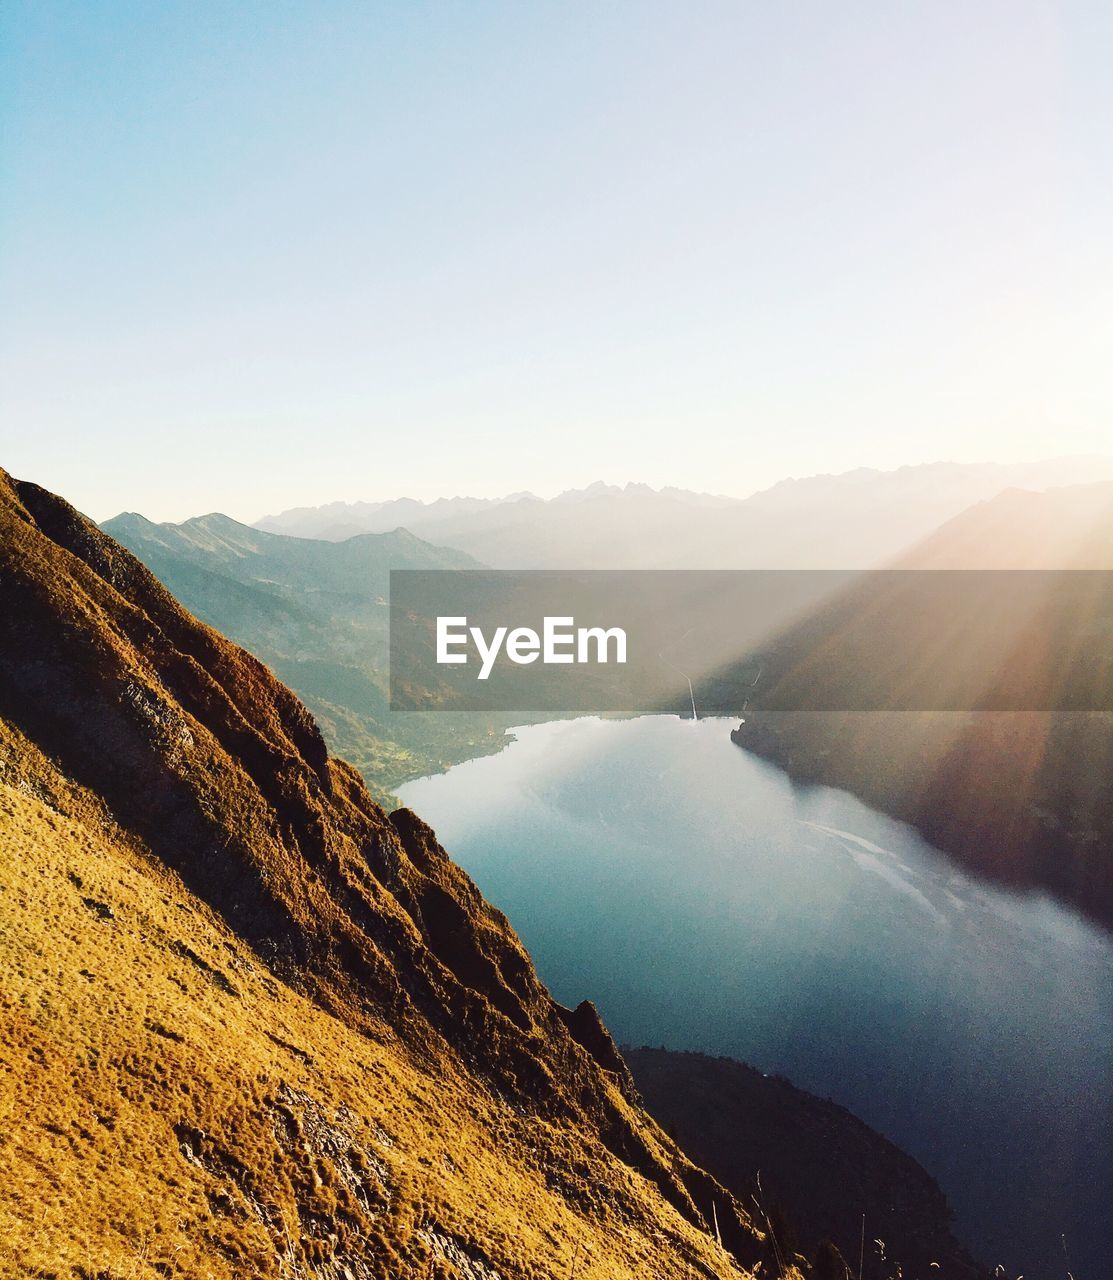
[255,482,738,542]
[100,511,515,803]
[106,465,1113,929]
[254,458,1113,569]
[0,469,987,1278]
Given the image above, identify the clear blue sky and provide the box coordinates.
[1,1,1110,521]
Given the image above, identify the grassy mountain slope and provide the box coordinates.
[1,470,767,1279]
[100,511,514,802]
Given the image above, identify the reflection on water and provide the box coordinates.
[399,716,1113,1277]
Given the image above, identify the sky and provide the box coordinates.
[1,0,1111,523]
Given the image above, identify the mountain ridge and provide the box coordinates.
[246,458,1113,569]
[253,481,738,539]
[1,467,766,1278]
[101,508,512,802]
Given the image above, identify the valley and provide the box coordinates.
[5,461,1111,1277]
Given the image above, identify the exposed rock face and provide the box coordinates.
[0,469,763,1278]
[558,999,631,1085]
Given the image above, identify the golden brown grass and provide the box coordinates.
[0,724,764,1280]
[0,468,780,1279]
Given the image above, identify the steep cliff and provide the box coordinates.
[0,469,764,1279]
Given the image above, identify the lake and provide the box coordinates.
[398,715,1113,1277]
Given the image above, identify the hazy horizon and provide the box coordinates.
[81,453,1113,529]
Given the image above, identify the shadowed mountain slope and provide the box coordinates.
[0,470,767,1278]
[626,1048,983,1280]
[100,510,514,801]
[732,481,1113,930]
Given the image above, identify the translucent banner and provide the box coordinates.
[389,570,1113,713]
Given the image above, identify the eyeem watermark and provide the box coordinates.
[436,616,627,680]
[391,569,1113,713]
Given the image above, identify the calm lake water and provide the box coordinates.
[399,715,1113,1277]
